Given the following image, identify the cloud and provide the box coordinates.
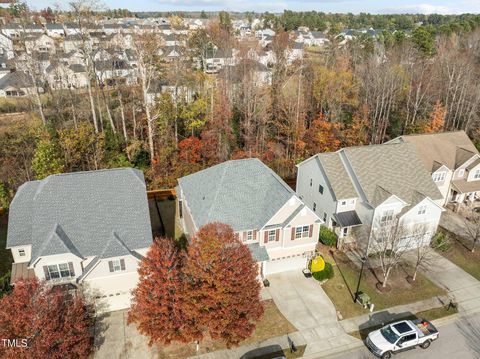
[382,3,464,15]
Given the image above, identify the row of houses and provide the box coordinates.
[5,131,478,312]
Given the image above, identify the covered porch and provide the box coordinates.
[448,179,480,213]
[332,210,362,249]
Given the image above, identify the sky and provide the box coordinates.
[25,0,480,14]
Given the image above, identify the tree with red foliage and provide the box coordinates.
[0,279,92,359]
[423,100,446,133]
[178,136,202,165]
[128,237,202,346]
[183,223,264,347]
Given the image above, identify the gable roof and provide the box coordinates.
[316,152,357,200]
[0,71,33,90]
[390,131,478,171]
[344,143,443,205]
[7,168,152,264]
[178,158,295,231]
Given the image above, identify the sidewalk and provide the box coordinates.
[339,295,450,333]
[404,250,480,315]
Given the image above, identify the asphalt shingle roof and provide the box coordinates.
[391,131,478,171]
[344,143,443,206]
[178,158,295,231]
[316,153,357,200]
[7,168,152,263]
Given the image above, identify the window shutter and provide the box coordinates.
[291,227,295,240]
[120,259,125,270]
[68,262,75,276]
[275,229,280,241]
[253,230,257,241]
[264,231,268,243]
[309,224,313,237]
[108,260,114,272]
[43,266,50,280]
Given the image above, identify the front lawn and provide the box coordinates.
[0,213,12,276]
[155,299,297,358]
[438,229,480,281]
[322,252,446,319]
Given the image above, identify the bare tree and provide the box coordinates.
[463,208,480,253]
[368,219,428,289]
[132,30,164,163]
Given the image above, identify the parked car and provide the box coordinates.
[365,319,439,359]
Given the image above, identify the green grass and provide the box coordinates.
[438,230,480,281]
[323,252,446,319]
[0,213,12,276]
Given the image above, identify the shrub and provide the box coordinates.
[312,262,334,281]
[319,226,337,247]
[432,232,451,252]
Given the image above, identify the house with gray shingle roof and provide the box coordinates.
[297,143,444,252]
[388,131,480,208]
[178,158,322,277]
[6,168,153,312]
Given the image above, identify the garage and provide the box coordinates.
[264,254,308,276]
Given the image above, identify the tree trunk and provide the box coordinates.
[119,92,128,142]
[382,266,392,288]
[87,81,99,133]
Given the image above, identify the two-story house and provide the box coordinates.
[297,143,444,252]
[6,168,153,312]
[388,131,480,208]
[177,158,322,277]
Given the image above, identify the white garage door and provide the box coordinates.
[265,255,308,275]
[102,292,132,312]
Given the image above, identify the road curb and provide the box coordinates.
[431,313,460,327]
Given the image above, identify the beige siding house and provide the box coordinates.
[389,131,480,208]
[6,168,153,313]
[177,158,322,277]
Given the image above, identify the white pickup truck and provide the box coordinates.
[365,319,439,359]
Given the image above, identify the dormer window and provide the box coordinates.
[18,249,25,256]
[432,172,446,182]
[44,262,75,280]
[380,209,394,223]
[474,170,480,179]
[459,169,465,177]
[418,205,427,215]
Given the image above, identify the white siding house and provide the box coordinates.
[6,168,153,313]
[297,143,444,253]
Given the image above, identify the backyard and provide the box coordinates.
[155,299,297,358]
[438,229,480,281]
[322,251,447,319]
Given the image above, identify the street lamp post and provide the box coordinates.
[353,256,367,303]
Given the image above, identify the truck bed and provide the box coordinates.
[412,319,438,338]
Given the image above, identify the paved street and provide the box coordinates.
[327,313,480,359]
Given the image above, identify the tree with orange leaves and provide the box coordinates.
[424,100,446,133]
[183,223,264,347]
[128,237,202,346]
[304,114,342,155]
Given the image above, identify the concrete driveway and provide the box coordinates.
[93,310,157,359]
[266,271,362,358]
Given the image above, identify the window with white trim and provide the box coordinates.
[313,202,317,211]
[112,259,122,272]
[47,263,73,279]
[418,205,427,215]
[310,178,313,187]
[458,169,465,177]
[18,249,25,257]
[295,225,310,239]
[474,169,480,179]
[319,185,324,194]
[341,200,347,206]
[432,171,446,182]
[268,230,276,242]
[380,209,394,223]
[246,230,253,241]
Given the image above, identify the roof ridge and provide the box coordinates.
[206,162,229,223]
